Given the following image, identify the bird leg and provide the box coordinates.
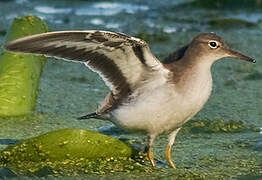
[165,128,181,168]
[166,144,175,168]
[147,135,156,167]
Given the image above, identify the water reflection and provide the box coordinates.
[0,0,261,178]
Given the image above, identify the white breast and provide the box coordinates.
[111,66,213,136]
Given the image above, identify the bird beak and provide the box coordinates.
[226,48,256,63]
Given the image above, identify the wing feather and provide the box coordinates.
[4,30,168,113]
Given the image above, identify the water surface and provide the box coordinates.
[0,0,261,179]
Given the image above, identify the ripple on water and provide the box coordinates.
[105,23,120,29]
[89,18,120,29]
[35,6,72,14]
[15,0,28,4]
[75,2,149,16]
[163,26,177,33]
[90,18,104,25]
[226,13,262,23]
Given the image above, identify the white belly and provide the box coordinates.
[111,80,212,136]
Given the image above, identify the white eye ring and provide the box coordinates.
[208,40,219,49]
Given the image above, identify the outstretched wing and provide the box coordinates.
[4,30,168,113]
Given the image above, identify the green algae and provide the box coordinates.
[0,156,150,177]
[0,128,134,162]
[226,62,262,80]
[135,32,170,43]
[182,119,259,133]
[70,76,92,83]
[209,18,256,29]
[0,128,151,176]
[0,30,6,36]
[0,15,49,117]
[224,79,237,87]
[244,71,262,80]
[233,63,258,74]
[186,0,262,9]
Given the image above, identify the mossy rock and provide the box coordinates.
[0,129,134,163]
[208,18,256,29]
[0,129,148,175]
[0,15,49,117]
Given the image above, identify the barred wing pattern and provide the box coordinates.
[4,30,166,113]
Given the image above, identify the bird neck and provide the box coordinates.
[164,56,213,94]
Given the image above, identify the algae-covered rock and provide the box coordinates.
[0,15,49,116]
[0,129,134,162]
[0,129,148,175]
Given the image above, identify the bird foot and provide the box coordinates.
[147,146,156,167]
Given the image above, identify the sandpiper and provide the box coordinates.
[4,31,255,168]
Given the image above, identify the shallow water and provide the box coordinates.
[0,0,261,179]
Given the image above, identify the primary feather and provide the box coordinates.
[4,30,169,114]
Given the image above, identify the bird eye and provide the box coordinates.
[208,41,218,49]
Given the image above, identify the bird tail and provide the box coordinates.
[77,112,110,121]
[77,112,98,120]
